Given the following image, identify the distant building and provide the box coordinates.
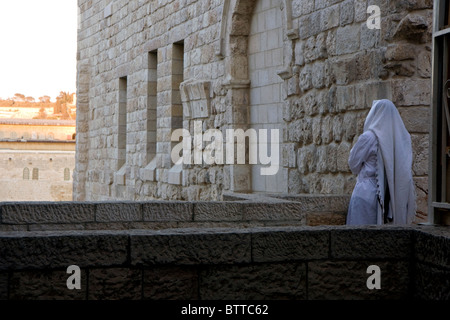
[0,119,76,201]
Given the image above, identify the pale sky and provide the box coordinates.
[0,0,78,101]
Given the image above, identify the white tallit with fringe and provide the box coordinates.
[363,99,416,225]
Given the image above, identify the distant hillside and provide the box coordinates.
[0,92,76,120]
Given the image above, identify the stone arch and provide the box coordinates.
[217,0,297,75]
[217,0,296,193]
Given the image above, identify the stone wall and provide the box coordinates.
[0,225,448,300]
[0,194,349,231]
[0,150,75,202]
[74,0,432,222]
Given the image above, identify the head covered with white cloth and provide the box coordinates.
[364,99,416,225]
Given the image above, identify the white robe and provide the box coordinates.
[346,130,379,225]
[347,99,416,225]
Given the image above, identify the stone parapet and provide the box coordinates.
[0,225,448,300]
[0,194,350,231]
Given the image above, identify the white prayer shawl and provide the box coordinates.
[363,99,416,225]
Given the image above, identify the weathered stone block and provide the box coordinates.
[393,13,429,42]
[330,227,412,259]
[398,107,430,133]
[337,142,351,171]
[88,268,142,300]
[312,117,322,145]
[316,145,328,173]
[9,269,87,300]
[294,40,305,66]
[306,212,346,226]
[413,262,450,300]
[364,81,393,108]
[315,33,328,59]
[336,24,360,55]
[308,260,410,299]
[355,0,368,22]
[0,225,28,232]
[333,115,343,142]
[385,44,416,61]
[297,144,315,174]
[327,143,338,173]
[130,229,252,265]
[96,203,142,222]
[288,118,303,143]
[413,176,428,223]
[312,62,325,89]
[417,49,431,78]
[28,224,86,231]
[287,75,299,96]
[252,227,329,262]
[389,0,433,11]
[288,169,303,194]
[414,228,450,267]
[299,65,312,92]
[343,112,357,141]
[336,86,355,112]
[321,115,333,144]
[411,133,429,176]
[320,4,340,31]
[303,91,318,116]
[302,118,313,145]
[193,202,245,221]
[199,263,306,300]
[360,24,380,50]
[243,202,305,222]
[340,0,354,26]
[304,37,317,64]
[332,58,355,86]
[0,232,128,270]
[1,203,95,225]
[143,266,198,300]
[142,202,193,221]
[0,273,7,300]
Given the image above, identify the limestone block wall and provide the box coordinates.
[0,120,76,141]
[285,0,432,222]
[0,225,448,300]
[0,150,75,202]
[74,0,432,221]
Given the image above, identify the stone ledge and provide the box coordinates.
[0,226,447,269]
[414,226,450,268]
[0,231,129,270]
[0,203,96,225]
[330,226,414,259]
[0,226,448,300]
[0,195,351,228]
[252,226,330,262]
[130,228,252,266]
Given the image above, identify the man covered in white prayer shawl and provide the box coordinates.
[346,99,416,225]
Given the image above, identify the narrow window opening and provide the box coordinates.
[172,42,184,133]
[118,76,128,169]
[147,51,158,162]
[23,167,30,180]
[64,168,70,181]
[32,168,39,180]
